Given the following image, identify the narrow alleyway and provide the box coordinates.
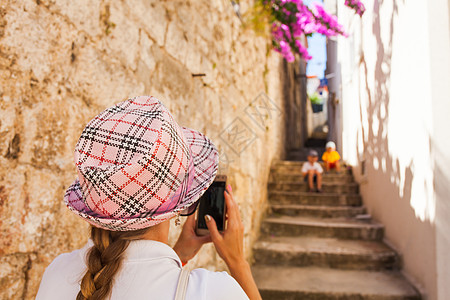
[251,160,421,299]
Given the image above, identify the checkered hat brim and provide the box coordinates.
[64,96,218,231]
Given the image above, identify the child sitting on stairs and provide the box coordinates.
[301,150,323,193]
[322,141,341,173]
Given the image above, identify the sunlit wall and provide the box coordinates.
[336,0,450,299]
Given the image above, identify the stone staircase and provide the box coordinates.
[251,160,421,300]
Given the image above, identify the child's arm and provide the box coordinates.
[334,151,341,161]
[301,163,308,177]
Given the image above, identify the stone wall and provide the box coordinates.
[0,0,285,299]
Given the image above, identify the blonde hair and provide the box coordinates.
[76,226,149,300]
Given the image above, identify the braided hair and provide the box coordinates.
[76,226,149,300]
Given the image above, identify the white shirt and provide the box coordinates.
[301,161,323,173]
[35,240,249,300]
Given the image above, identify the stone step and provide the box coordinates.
[271,172,354,184]
[261,216,384,240]
[269,191,362,206]
[273,160,351,167]
[252,265,420,300]
[268,181,359,194]
[253,236,399,270]
[273,160,324,167]
[270,204,366,218]
[271,163,350,173]
[271,164,352,175]
[271,163,326,171]
[272,160,351,168]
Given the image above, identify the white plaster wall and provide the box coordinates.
[428,0,450,298]
[337,0,450,299]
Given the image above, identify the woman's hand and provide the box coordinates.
[173,214,211,264]
[205,185,262,300]
[205,185,245,267]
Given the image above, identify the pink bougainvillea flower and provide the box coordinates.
[295,39,312,60]
[345,0,366,16]
[262,0,358,61]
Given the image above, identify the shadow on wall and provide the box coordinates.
[433,143,450,241]
[348,0,440,299]
[432,136,450,299]
[357,0,434,229]
[327,61,342,148]
[281,58,308,154]
[357,0,410,204]
[354,1,436,295]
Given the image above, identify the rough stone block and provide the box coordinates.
[103,1,140,71]
[0,253,30,300]
[41,0,102,36]
[123,0,168,46]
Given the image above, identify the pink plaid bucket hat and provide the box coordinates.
[64,96,219,231]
